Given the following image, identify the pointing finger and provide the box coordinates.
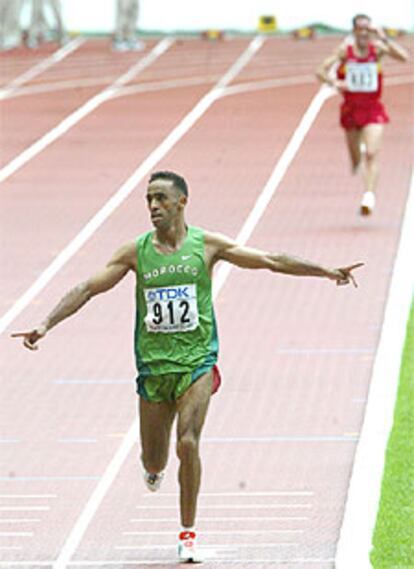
[347,262,364,271]
[350,274,358,288]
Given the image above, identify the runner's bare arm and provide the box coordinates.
[205,232,363,287]
[316,44,346,88]
[11,242,136,350]
[371,27,409,62]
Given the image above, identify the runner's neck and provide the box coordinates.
[153,223,188,254]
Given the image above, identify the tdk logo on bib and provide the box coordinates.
[144,283,199,333]
[146,286,189,302]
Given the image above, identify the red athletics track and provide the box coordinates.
[1,35,413,568]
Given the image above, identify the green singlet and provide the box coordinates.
[134,226,218,401]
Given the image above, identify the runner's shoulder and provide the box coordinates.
[110,240,137,271]
[204,230,237,250]
[203,230,238,265]
[336,39,350,60]
[322,40,347,66]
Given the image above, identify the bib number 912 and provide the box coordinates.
[152,300,190,325]
[144,284,199,333]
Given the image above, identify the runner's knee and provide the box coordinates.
[176,434,199,461]
[365,149,377,163]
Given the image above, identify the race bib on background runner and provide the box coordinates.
[345,62,378,92]
[144,284,199,333]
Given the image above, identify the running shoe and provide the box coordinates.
[112,39,129,52]
[178,530,202,563]
[360,191,375,216]
[127,39,145,51]
[143,469,164,492]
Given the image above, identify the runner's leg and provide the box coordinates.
[125,0,138,43]
[48,0,64,42]
[28,0,43,46]
[114,0,126,42]
[344,128,363,173]
[176,371,212,527]
[139,397,176,474]
[361,123,384,194]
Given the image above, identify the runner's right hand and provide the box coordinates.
[11,325,47,350]
[331,79,346,92]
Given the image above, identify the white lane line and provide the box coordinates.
[53,379,130,384]
[50,36,264,569]
[1,75,119,99]
[3,51,317,101]
[276,347,373,354]
[0,37,85,100]
[0,506,49,511]
[143,491,313,497]
[0,439,20,444]
[3,69,335,103]
[0,38,264,337]
[0,476,98,481]
[224,73,413,106]
[212,84,334,298]
[336,169,414,569]
[0,531,33,536]
[0,519,41,523]
[58,439,98,444]
[0,37,174,186]
[0,546,23,550]
[9,74,216,100]
[112,75,216,98]
[123,529,303,536]
[2,552,336,566]
[221,74,315,97]
[136,503,312,509]
[203,560,334,566]
[0,495,57,498]
[130,516,308,522]
[0,59,368,99]
[221,73,413,99]
[115,543,297,551]
[202,435,358,442]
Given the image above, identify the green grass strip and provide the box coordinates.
[370,295,414,568]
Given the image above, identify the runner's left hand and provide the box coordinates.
[330,263,364,287]
[368,25,388,42]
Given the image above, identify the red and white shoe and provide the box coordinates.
[178,530,202,563]
[360,191,375,216]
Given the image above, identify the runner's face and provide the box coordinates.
[353,18,371,47]
[146,179,184,229]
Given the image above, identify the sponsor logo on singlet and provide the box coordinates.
[143,264,199,282]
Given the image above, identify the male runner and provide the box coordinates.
[316,14,408,215]
[13,171,363,562]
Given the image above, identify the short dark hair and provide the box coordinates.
[149,171,188,197]
[352,14,371,28]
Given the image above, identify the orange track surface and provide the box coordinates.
[1,35,413,567]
